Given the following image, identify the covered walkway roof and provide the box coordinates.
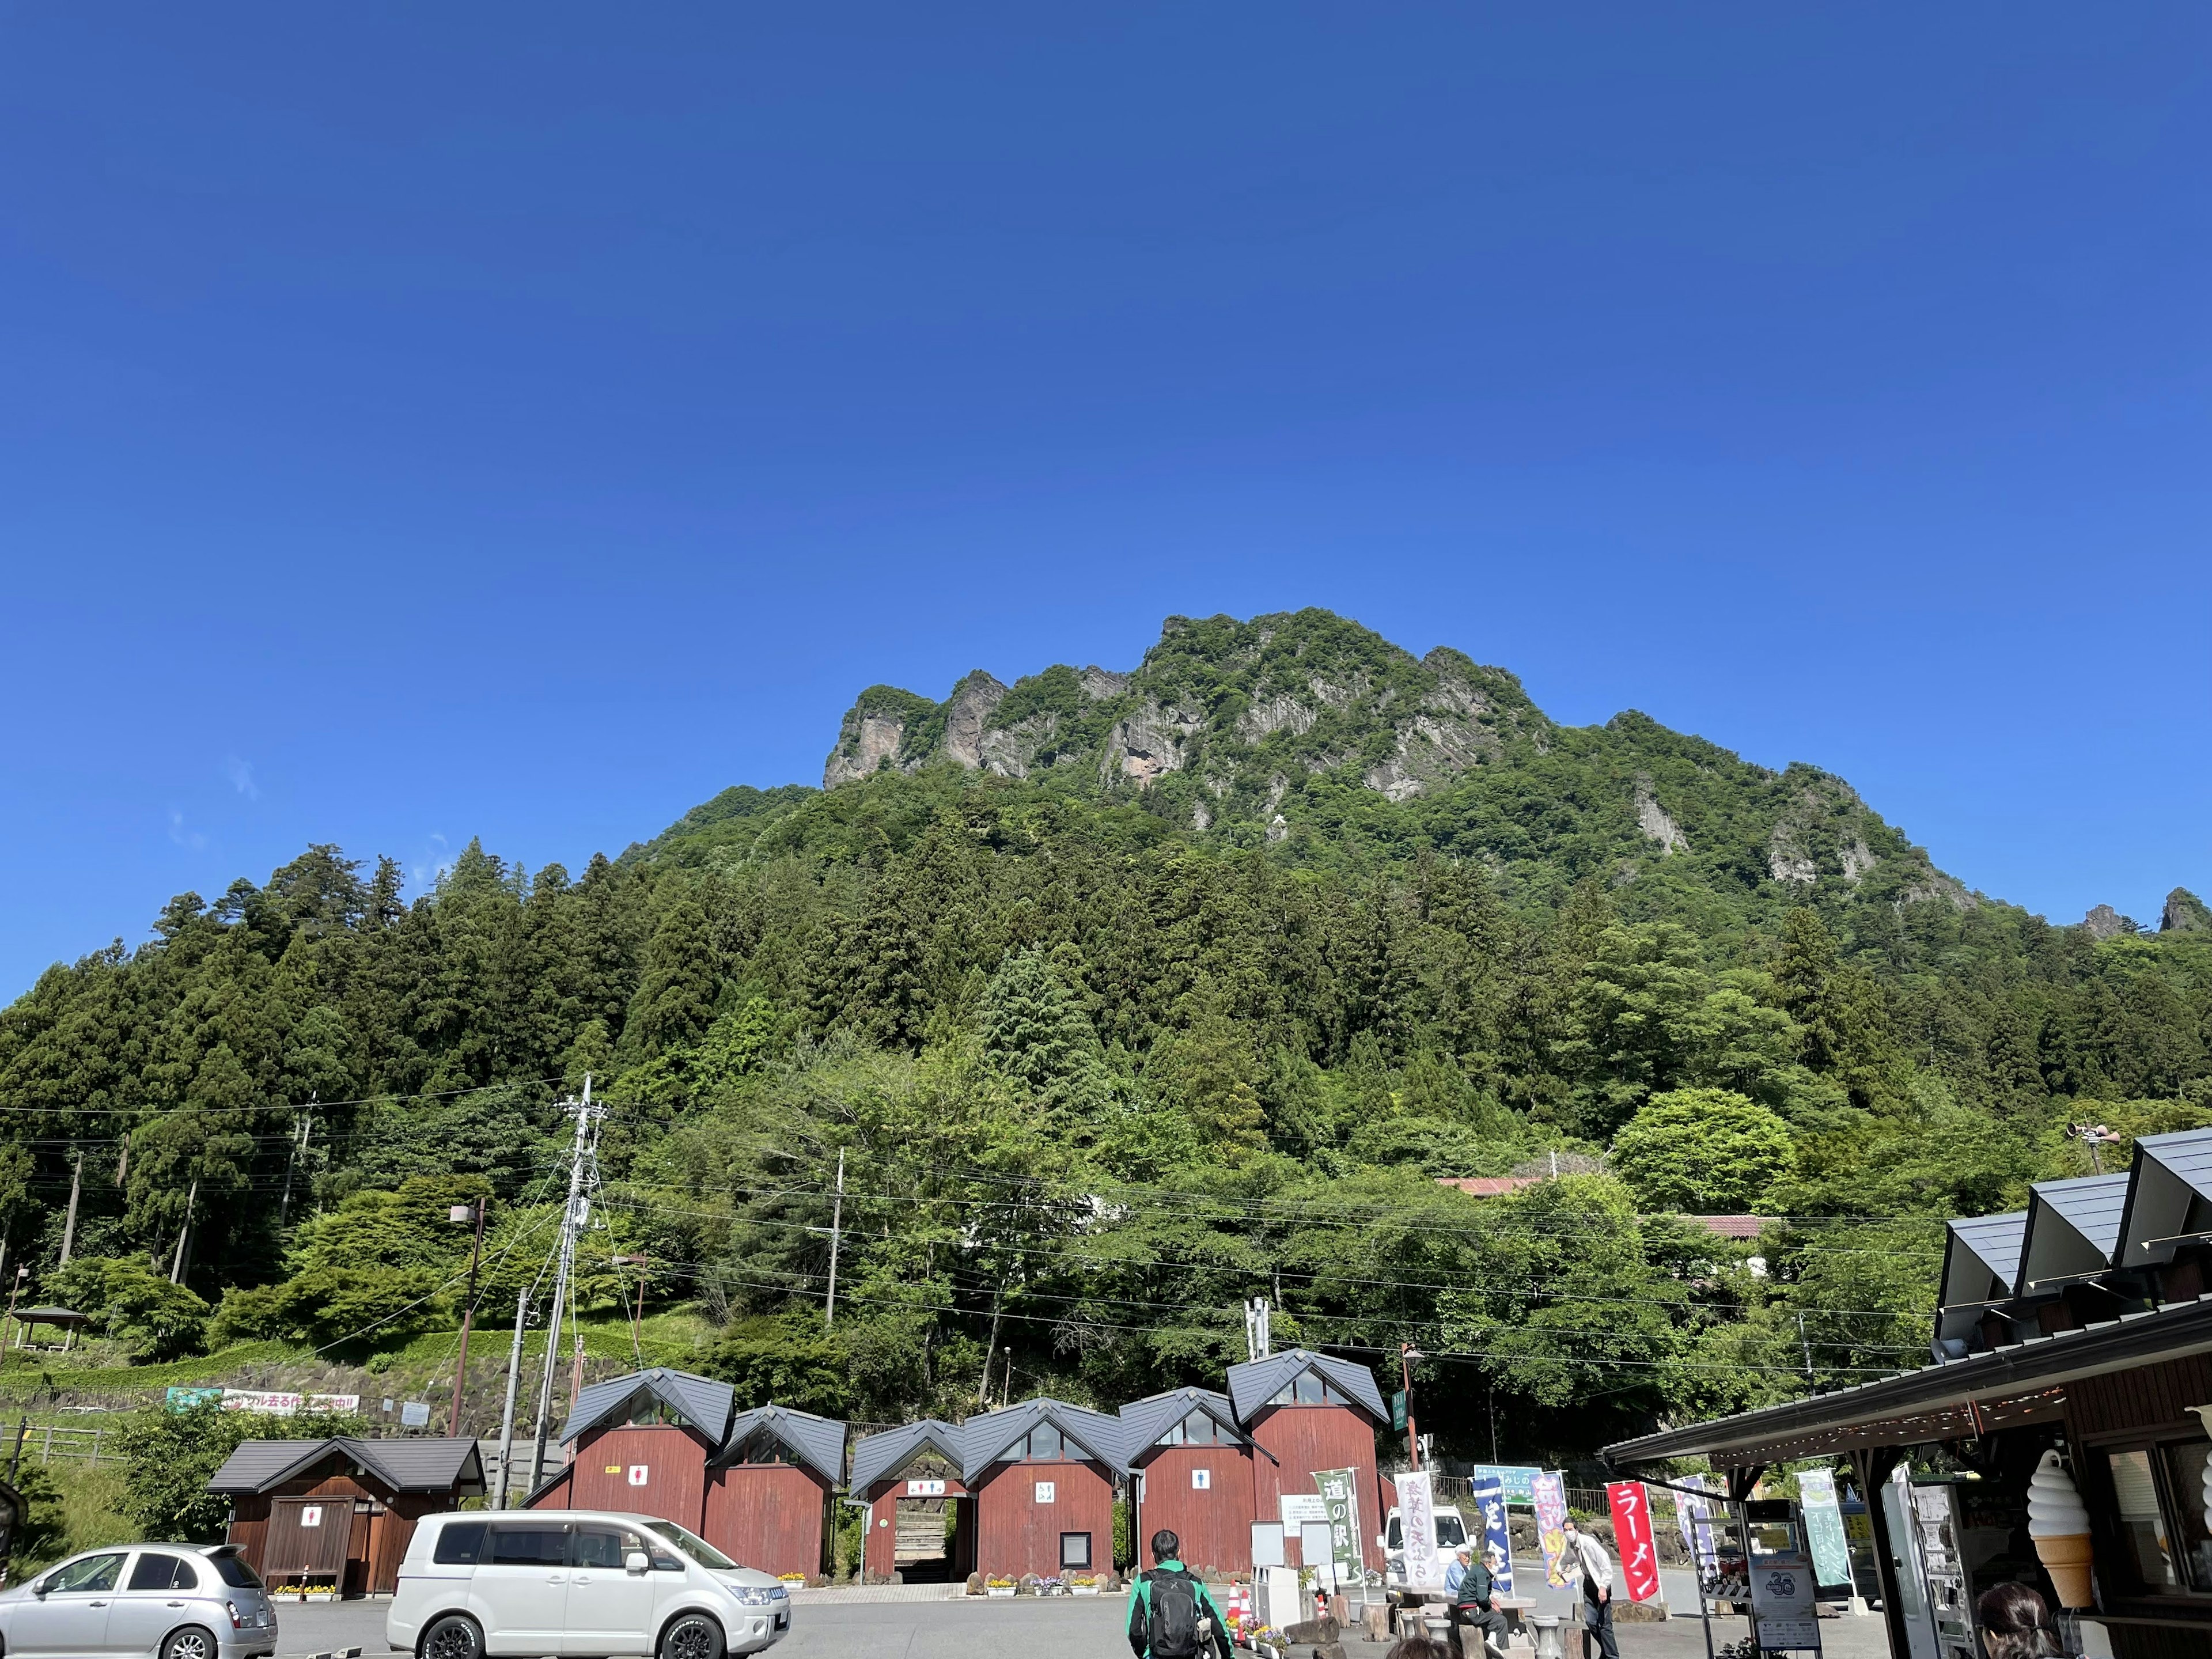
[1604,1291,2212,1469]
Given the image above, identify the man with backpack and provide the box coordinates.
[1126,1528,1234,1659]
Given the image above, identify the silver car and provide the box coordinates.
[0,1544,278,1659]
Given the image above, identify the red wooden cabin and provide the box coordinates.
[960,1400,1123,1582]
[1119,1388,1257,1576]
[209,1437,483,1597]
[702,1405,845,1580]
[527,1367,734,1525]
[846,1419,975,1584]
[1226,1349,1388,1571]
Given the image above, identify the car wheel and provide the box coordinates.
[421,1614,484,1659]
[660,1613,724,1659]
[162,1627,219,1659]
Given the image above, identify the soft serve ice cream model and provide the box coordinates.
[2026,1449,2094,1609]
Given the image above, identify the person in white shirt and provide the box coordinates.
[1559,1518,1619,1659]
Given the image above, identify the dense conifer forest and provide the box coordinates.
[4,611,2209,1465]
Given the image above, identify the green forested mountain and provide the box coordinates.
[4,609,2209,1465]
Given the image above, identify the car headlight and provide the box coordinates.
[732,1586,775,1607]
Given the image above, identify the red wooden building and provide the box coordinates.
[1119,1388,1257,1576]
[1225,1349,1388,1571]
[959,1400,1124,1581]
[528,1368,845,1579]
[703,1405,846,1579]
[208,1437,484,1596]
[847,1419,975,1584]
[527,1366,734,1527]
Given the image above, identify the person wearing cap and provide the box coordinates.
[1448,1541,1510,1659]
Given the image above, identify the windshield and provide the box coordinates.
[1435,1514,1468,1548]
[644,1521,738,1571]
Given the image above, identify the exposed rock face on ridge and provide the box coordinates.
[2082,904,2141,941]
[809,609,1979,913]
[2163,889,2212,934]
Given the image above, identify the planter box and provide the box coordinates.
[987,1587,1016,1599]
[1071,1585,1100,1596]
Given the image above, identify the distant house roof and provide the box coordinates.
[1116,1387,1247,1465]
[2018,1173,2131,1294]
[559,1368,734,1447]
[957,1399,1127,1482]
[1693,1216,1772,1241]
[713,1404,846,1485]
[1225,1348,1388,1429]
[207,1436,485,1496]
[1437,1177,1544,1198]
[847,1419,969,1493]
[1937,1212,2031,1349]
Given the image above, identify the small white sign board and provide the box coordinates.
[299,1505,323,1529]
[1301,1521,1336,1587]
[1252,1522,1286,1569]
[1192,1467,1211,1490]
[1034,1480,1056,1505]
[907,1479,947,1497]
[627,1465,649,1487]
[1280,1494,1329,1528]
[1751,1552,1823,1652]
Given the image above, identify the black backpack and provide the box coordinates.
[1145,1566,1206,1658]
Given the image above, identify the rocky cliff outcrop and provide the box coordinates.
[2162,889,2212,934]
[806,611,1981,911]
[2082,904,2140,941]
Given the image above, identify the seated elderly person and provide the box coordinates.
[1446,1543,1512,1659]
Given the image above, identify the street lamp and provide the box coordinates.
[448,1200,489,1437]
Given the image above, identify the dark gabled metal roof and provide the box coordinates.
[1946,1213,2027,1294]
[1116,1388,1246,1465]
[1225,1349,1388,1428]
[1604,1291,2212,1468]
[559,1368,734,1446]
[2118,1126,2212,1267]
[712,1405,846,1485]
[2017,1173,2131,1293]
[206,1436,485,1495]
[957,1399,1128,1482]
[847,1420,968,1493]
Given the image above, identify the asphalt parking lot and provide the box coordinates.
[263,1595,1897,1659]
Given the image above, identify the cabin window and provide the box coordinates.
[1156,1411,1225,1448]
[728,1431,801,1467]
[1061,1532,1092,1569]
[1271,1370,1345,1406]
[997,1425,1067,1461]
[2104,1441,2212,1596]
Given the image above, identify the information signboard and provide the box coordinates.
[1749,1551,1823,1652]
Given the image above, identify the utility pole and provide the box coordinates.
[1244,1298,1272,1362]
[58,1153,82,1268]
[2,1267,28,1352]
[1399,1343,1422,1470]
[447,1198,490,1437]
[528,1076,600,1498]
[494,1286,531,1510]
[824,1149,846,1328]
[168,1179,199,1285]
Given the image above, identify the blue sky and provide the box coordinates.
[3,5,2207,994]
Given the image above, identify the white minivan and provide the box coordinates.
[388,1512,790,1659]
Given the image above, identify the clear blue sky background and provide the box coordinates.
[3,5,2207,996]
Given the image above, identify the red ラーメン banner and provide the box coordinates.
[1606,1480,1662,1602]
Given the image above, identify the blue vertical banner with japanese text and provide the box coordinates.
[1471,1476,1514,1596]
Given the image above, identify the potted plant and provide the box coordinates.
[1069,1572,1102,1596]
[986,1574,1017,1598]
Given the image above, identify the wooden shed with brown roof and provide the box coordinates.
[208,1437,485,1596]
